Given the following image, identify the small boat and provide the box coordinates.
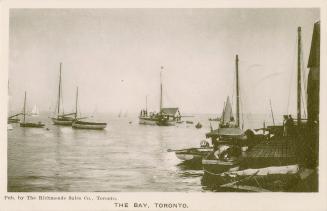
[20,122,45,128]
[186,121,194,124]
[30,104,39,116]
[20,92,45,128]
[8,118,20,123]
[170,140,212,164]
[175,148,213,162]
[8,82,21,123]
[195,122,202,129]
[72,120,107,130]
[8,113,21,123]
[7,124,13,130]
[71,87,107,130]
[51,63,76,125]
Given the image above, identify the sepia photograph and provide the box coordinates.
[1,1,326,210]
[6,7,320,193]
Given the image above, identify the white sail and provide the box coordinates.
[31,104,39,116]
[221,96,234,125]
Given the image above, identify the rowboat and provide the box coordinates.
[174,147,213,163]
[72,120,107,130]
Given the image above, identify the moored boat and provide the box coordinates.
[51,63,76,125]
[72,120,107,130]
[170,140,212,164]
[139,68,181,126]
[8,118,20,123]
[71,87,107,130]
[7,124,13,130]
[20,122,45,128]
[52,115,75,125]
[174,147,213,163]
[195,122,202,129]
[8,113,21,123]
[20,92,45,128]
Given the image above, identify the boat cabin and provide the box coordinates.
[160,107,181,121]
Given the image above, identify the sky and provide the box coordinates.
[9,8,319,116]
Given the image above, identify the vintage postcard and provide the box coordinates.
[1,0,326,210]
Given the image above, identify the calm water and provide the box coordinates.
[8,113,279,192]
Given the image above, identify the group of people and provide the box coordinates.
[140,109,148,117]
[283,114,295,137]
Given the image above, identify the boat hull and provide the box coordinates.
[8,118,20,123]
[139,117,158,125]
[51,118,74,125]
[175,148,213,163]
[202,159,240,174]
[20,122,45,128]
[72,121,107,130]
[176,153,202,162]
[156,120,175,126]
[138,117,175,126]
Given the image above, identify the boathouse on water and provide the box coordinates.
[160,107,181,120]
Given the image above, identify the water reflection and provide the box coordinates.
[9,113,264,192]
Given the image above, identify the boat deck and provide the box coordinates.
[242,139,297,168]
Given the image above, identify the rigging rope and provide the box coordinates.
[286,36,298,114]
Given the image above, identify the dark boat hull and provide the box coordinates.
[72,121,107,130]
[8,118,20,123]
[138,117,158,125]
[20,122,45,128]
[202,159,240,175]
[202,164,301,192]
[139,117,175,126]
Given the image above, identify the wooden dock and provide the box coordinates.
[241,139,297,169]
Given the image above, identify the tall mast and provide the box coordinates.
[23,91,26,123]
[269,99,275,125]
[160,67,163,112]
[235,54,240,128]
[75,87,78,119]
[146,95,148,112]
[57,63,62,118]
[297,27,302,125]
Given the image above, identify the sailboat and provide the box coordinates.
[30,104,39,116]
[8,113,21,123]
[72,87,107,130]
[51,63,76,125]
[20,92,45,128]
[202,55,245,174]
[7,80,21,124]
[139,68,181,126]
